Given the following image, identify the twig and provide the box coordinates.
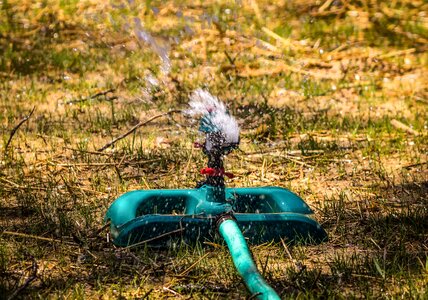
[390,119,419,136]
[141,288,154,299]
[377,48,415,59]
[0,177,48,191]
[280,238,294,261]
[65,88,116,104]
[4,107,35,152]
[402,161,427,170]
[98,110,182,152]
[63,147,113,156]
[90,221,111,238]
[178,252,211,277]
[50,159,161,167]
[247,292,263,300]
[162,286,180,296]
[318,0,334,12]
[122,228,185,250]
[2,230,77,245]
[7,255,38,300]
[261,27,305,51]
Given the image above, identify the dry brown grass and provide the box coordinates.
[1,0,427,299]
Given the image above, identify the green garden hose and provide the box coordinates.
[218,218,281,300]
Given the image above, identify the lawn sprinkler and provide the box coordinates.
[105,89,327,299]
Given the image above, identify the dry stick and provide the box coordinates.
[4,106,35,152]
[390,119,420,136]
[2,230,77,246]
[141,288,154,300]
[162,287,180,296]
[318,0,335,12]
[402,161,428,170]
[90,221,111,238]
[65,88,116,104]
[98,110,182,152]
[7,255,38,300]
[0,177,47,191]
[261,27,305,51]
[248,292,263,300]
[51,160,161,167]
[280,238,294,262]
[63,147,113,156]
[123,228,185,250]
[178,252,211,277]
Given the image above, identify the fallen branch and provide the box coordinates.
[4,106,35,152]
[98,110,182,152]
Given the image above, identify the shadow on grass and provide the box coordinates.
[320,180,427,280]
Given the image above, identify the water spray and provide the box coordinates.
[105,90,327,299]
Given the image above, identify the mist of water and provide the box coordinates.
[133,17,171,75]
[186,89,240,145]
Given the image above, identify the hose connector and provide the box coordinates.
[215,211,236,229]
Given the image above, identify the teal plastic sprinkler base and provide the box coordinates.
[105,185,327,247]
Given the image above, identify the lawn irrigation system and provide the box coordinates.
[105,90,328,299]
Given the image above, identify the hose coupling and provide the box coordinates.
[215,212,236,230]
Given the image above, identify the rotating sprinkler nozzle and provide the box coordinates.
[198,114,239,187]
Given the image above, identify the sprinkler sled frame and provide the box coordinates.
[105,111,328,299]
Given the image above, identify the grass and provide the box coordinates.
[1,0,427,299]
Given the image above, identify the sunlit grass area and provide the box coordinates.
[1,0,427,299]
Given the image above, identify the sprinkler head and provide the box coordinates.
[199,114,240,156]
[197,113,239,188]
